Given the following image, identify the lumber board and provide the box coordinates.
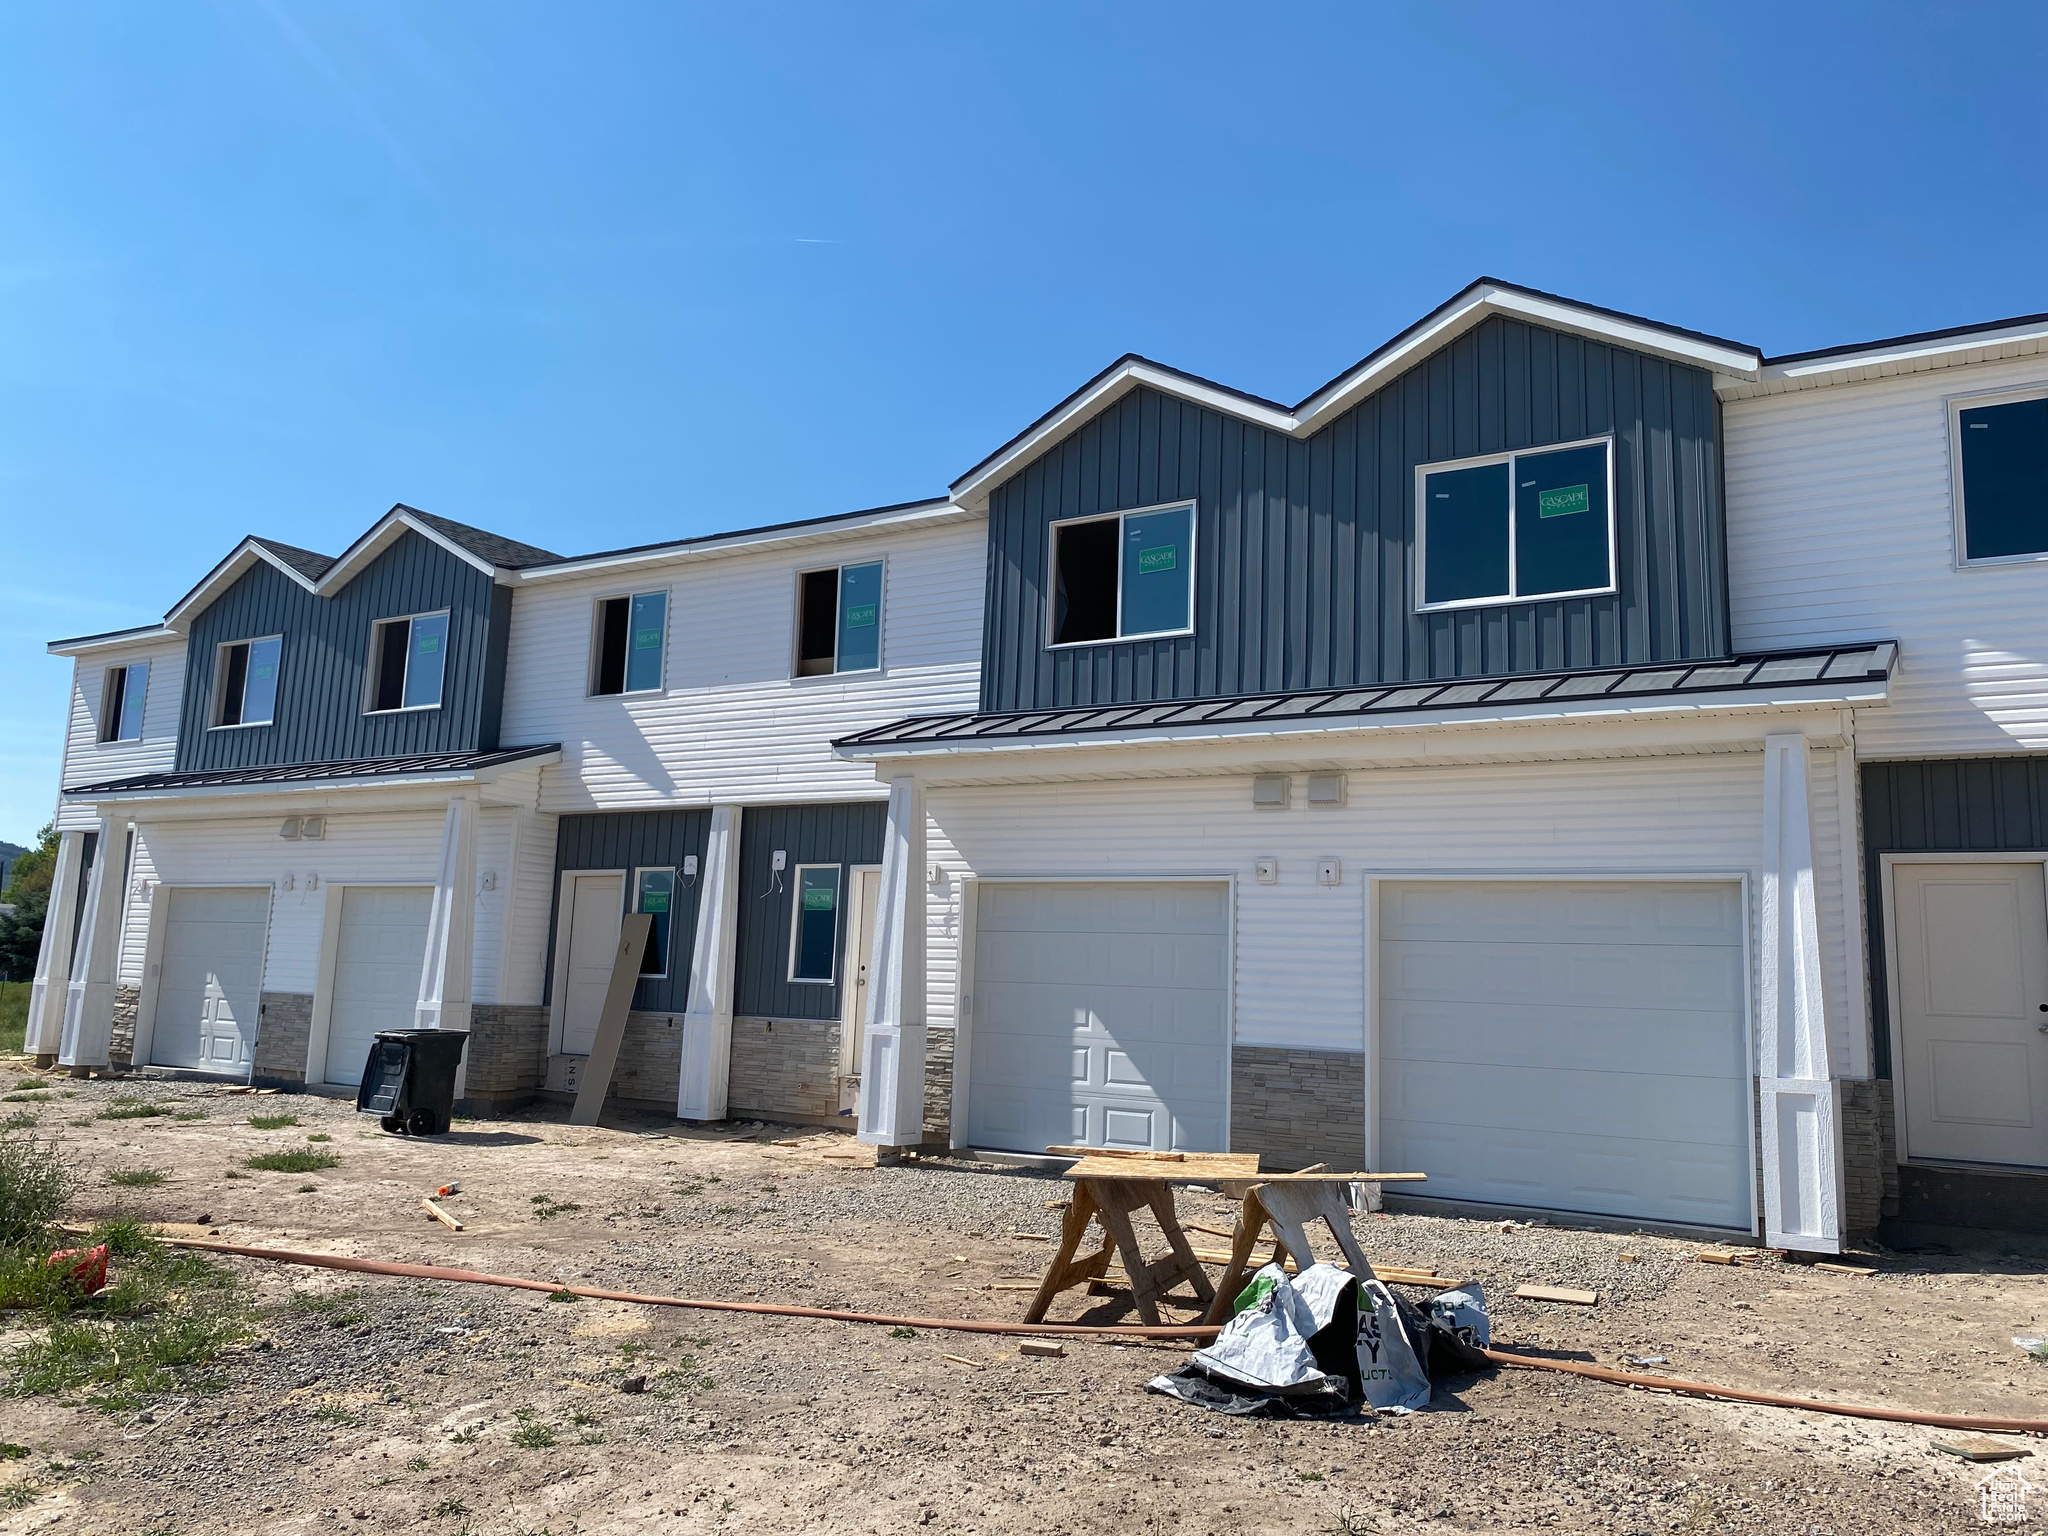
[1515,1284,1600,1306]
[1045,1145,1184,1162]
[1061,1155,1261,1182]
[569,914,652,1127]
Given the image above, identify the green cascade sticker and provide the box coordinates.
[1538,484,1590,518]
[843,603,878,628]
[252,663,274,680]
[634,628,662,649]
[1136,545,1177,575]
[640,892,670,914]
[415,635,441,653]
[802,888,836,911]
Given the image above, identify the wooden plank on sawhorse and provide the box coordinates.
[1202,1174,1423,1324]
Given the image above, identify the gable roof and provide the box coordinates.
[947,277,1766,511]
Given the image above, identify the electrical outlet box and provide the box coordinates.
[682,854,700,878]
[1316,857,1342,887]
[771,849,788,871]
[1254,858,1279,885]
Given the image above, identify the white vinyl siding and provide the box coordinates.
[57,645,184,832]
[500,520,984,812]
[1725,355,2048,757]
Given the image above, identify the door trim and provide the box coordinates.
[137,883,274,1078]
[837,864,883,1112]
[1879,852,2048,1170]
[306,882,436,1085]
[548,868,626,1057]
[1363,868,1758,1237]
[956,873,1237,1156]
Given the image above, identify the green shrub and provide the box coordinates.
[244,1149,340,1174]
[106,1170,165,1189]
[97,1103,170,1122]
[248,1114,298,1130]
[0,1135,70,1248]
[509,1420,556,1449]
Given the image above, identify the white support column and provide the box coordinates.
[858,776,927,1147]
[677,804,742,1121]
[59,818,121,1072]
[25,829,87,1062]
[1758,733,1845,1253]
[416,794,480,1070]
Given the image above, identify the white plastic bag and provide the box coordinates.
[1191,1263,1344,1395]
[1354,1278,1432,1413]
[1429,1283,1490,1349]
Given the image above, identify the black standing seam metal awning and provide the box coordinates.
[832,643,1897,753]
[62,743,562,797]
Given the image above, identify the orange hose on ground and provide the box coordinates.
[172,1239,2048,1435]
[1483,1349,2048,1436]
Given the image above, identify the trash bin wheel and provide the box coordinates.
[380,1115,405,1135]
[408,1106,441,1137]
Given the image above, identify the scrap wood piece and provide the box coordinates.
[421,1198,464,1232]
[1018,1340,1065,1358]
[942,1353,987,1370]
[1813,1262,1878,1277]
[1516,1284,1599,1306]
[1935,1437,2032,1463]
[1694,1249,1760,1265]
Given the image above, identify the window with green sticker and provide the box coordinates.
[1050,501,1196,645]
[795,560,884,675]
[1954,391,2048,563]
[788,865,842,983]
[214,635,282,727]
[591,589,668,695]
[1417,439,1614,610]
[634,867,675,978]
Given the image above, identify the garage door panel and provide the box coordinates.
[1384,1056,1745,1147]
[1384,940,1744,1012]
[968,881,1229,1156]
[1385,1118,1750,1228]
[1381,998,1748,1080]
[1379,880,1750,1231]
[324,887,434,1087]
[151,888,269,1071]
[1382,881,1743,947]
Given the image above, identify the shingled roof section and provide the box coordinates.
[401,506,561,570]
[247,537,337,582]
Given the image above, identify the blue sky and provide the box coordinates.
[3,1,2044,843]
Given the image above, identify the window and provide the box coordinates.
[1415,438,1615,610]
[212,636,281,727]
[99,661,149,743]
[1048,502,1195,646]
[633,867,675,979]
[794,560,883,677]
[590,590,668,696]
[787,864,842,983]
[366,611,449,712]
[1952,388,2048,564]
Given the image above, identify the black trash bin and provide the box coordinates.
[356,1029,469,1136]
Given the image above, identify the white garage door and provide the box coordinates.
[1379,880,1752,1231]
[151,887,270,1071]
[323,886,434,1087]
[967,882,1228,1155]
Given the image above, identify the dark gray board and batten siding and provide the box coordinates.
[733,802,887,1022]
[544,811,713,1016]
[174,531,509,772]
[1860,757,2048,1081]
[980,315,1729,713]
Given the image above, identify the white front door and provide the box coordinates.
[967,881,1230,1155]
[560,872,625,1056]
[324,886,435,1087]
[840,866,883,1114]
[151,887,270,1071]
[1379,879,1752,1230]
[1895,862,2048,1168]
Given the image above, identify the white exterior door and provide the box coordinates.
[840,866,882,1115]
[967,881,1229,1155]
[1378,880,1751,1230]
[1894,862,2048,1168]
[559,872,625,1056]
[324,886,434,1087]
[151,887,269,1071]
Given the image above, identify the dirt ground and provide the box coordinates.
[2,1068,2046,1535]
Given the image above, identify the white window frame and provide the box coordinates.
[1043,499,1198,650]
[587,587,671,698]
[363,609,451,715]
[786,862,844,985]
[1412,435,1618,614]
[99,661,148,744]
[790,556,888,680]
[209,634,283,730]
[631,864,677,981]
[1947,381,2048,570]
